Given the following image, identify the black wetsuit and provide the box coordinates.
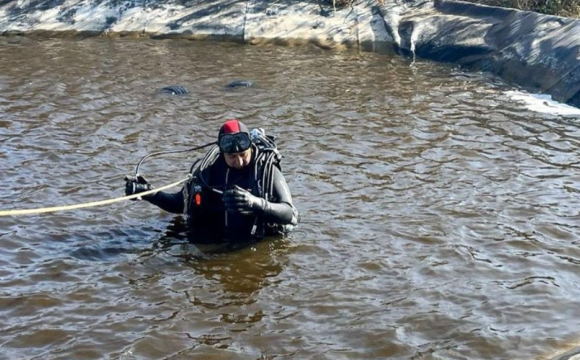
[145,145,298,242]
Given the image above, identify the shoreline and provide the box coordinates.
[1,0,579,108]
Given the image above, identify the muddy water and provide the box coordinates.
[1,36,580,360]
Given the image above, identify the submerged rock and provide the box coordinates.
[160,85,189,95]
[226,80,255,88]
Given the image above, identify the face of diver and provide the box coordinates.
[224,148,252,170]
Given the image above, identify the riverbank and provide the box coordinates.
[1,0,579,108]
[379,0,580,108]
[330,0,580,17]
[466,0,580,17]
[0,0,391,51]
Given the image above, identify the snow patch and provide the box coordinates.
[506,90,580,117]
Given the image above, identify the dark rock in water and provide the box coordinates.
[160,85,189,95]
[226,80,254,88]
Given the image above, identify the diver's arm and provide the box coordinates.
[259,168,299,225]
[145,189,185,214]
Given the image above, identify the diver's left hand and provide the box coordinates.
[223,185,265,213]
[124,174,154,200]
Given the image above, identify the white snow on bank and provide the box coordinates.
[506,90,580,117]
[0,0,385,42]
[71,3,120,31]
[0,2,244,35]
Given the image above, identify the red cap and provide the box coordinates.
[217,119,252,153]
[218,119,249,138]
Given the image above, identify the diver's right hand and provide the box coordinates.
[124,175,154,200]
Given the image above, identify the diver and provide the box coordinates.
[124,119,299,243]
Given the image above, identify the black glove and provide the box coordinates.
[223,185,265,213]
[124,175,154,200]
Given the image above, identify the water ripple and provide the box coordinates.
[1,37,580,360]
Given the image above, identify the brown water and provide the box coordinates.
[1,36,580,360]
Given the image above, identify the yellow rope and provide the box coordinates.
[0,177,190,217]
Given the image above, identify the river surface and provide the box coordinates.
[1,37,580,360]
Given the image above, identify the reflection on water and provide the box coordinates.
[1,36,580,360]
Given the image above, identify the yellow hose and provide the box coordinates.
[0,177,189,217]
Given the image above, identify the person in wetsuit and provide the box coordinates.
[125,119,299,242]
